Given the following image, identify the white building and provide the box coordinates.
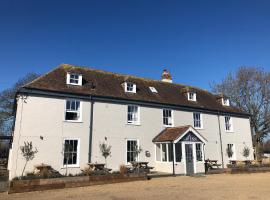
[8,64,253,179]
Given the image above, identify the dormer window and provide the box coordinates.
[222,98,230,106]
[188,92,196,101]
[149,87,158,93]
[66,73,82,86]
[125,82,136,93]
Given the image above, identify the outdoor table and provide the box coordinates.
[87,163,106,171]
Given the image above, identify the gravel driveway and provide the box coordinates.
[1,173,270,200]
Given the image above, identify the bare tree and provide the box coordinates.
[0,73,39,136]
[99,142,111,168]
[20,141,38,177]
[211,67,270,159]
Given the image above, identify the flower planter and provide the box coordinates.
[9,173,148,194]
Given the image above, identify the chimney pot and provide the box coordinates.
[161,69,172,83]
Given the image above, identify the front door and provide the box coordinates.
[185,144,194,175]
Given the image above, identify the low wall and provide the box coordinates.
[9,173,148,194]
[228,167,270,174]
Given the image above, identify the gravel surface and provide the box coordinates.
[1,173,270,200]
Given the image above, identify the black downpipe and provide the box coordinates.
[217,113,224,168]
[172,141,175,175]
[88,96,94,163]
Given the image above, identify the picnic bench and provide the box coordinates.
[87,163,112,172]
[130,161,154,173]
[205,159,222,172]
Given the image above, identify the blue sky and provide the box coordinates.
[0,0,270,91]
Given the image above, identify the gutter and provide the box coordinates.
[217,112,224,168]
[88,95,94,163]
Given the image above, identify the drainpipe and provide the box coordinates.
[88,96,94,163]
[171,141,175,176]
[217,112,224,168]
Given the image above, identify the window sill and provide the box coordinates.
[163,125,174,128]
[126,123,141,126]
[61,165,80,169]
[63,120,83,123]
[194,127,204,130]
[225,130,234,133]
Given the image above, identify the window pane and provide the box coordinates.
[175,143,182,162]
[162,144,167,161]
[168,143,173,162]
[156,144,161,161]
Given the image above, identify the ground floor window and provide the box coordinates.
[63,139,79,166]
[156,143,173,162]
[227,144,235,159]
[175,143,182,162]
[196,143,203,161]
[127,139,138,163]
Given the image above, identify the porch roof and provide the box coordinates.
[152,125,207,143]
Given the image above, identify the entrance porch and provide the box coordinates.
[152,125,207,175]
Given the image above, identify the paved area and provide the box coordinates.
[1,173,270,200]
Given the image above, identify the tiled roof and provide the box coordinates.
[152,125,191,142]
[23,64,248,116]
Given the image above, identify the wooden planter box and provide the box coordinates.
[9,173,148,194]
[227,167,270,174]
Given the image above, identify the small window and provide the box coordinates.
[196,143,203,161]
[127,139,138,163]
[125,82,136,93]
[127,105,139,125]
[149,87,158,93]
[63,139,79,166]
[222,98,230,106]
[225,116,233,131]
[188,92,196,101]
[65,100,81,121]
[163,109,173,126]
[66,73,82,86]
[193,112,202,128]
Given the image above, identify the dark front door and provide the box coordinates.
[185,144,194,175]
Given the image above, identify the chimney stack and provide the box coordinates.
[161,69,172,83]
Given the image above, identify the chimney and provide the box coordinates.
[161,69,172,83]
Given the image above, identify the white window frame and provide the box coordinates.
[227,143,236,160]
[222,98,230,106]
[163,109,174,127]
[225,116,233,132]
[188,92,197,101]
[124,82,136,93]
[155,142,173,163]
[66,73,82,86]
[126,139,139,164]
[149,86,158,93]
[127,105,140,125]
[193,112,203,129]
[65,99,82,122]
[62,138,80,168]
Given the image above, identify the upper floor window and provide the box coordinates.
[222,98,230,106]
[225,116,233,131]
[149,87,158,93]
[125,82,136,93]
[66,73,82,86]
[63,139,79,167]
[188,92,196,101]
[163,109,173,127]
[127,105,140,125]
[65,99,81,121]
[193,112,202,128]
